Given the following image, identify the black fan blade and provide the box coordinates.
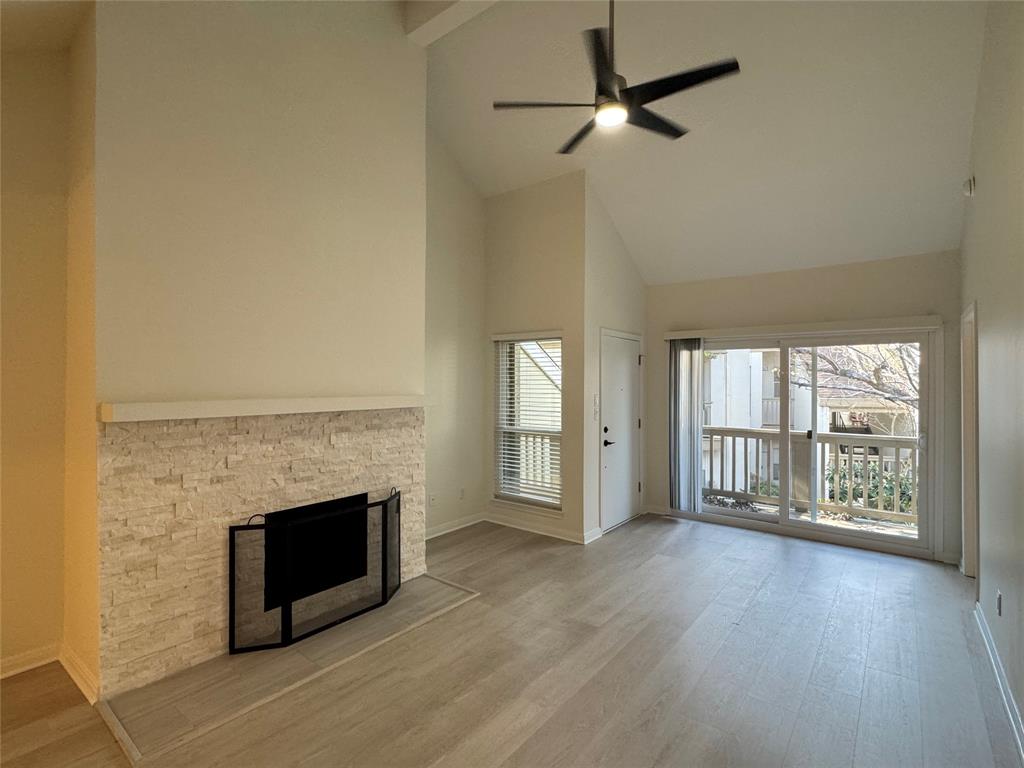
[558,119,596,154]
[494,101,596,110]
[621,58,739,106]
[627,106,687,139]
[584,28,616,98]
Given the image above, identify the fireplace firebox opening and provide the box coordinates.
[229,489,401,653]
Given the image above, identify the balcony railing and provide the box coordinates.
[702,426,782,506]
[702,426,919,525]
[496,429,561,506]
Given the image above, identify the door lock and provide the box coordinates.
[603,440,616,447]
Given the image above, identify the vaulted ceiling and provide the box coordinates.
[428,1,986,284]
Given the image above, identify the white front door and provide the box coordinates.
[600,332,641,531]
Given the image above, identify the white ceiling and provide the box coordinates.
[428,1,987,284]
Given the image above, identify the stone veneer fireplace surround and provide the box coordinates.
[97,407,425,697]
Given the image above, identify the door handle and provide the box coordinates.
[603,440,616,447]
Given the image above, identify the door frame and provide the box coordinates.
[665,316,946,560]
[599,328,644,532]
[960,302,979,581]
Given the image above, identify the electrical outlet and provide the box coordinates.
[996,590,1003,617]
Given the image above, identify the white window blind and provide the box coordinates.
[495,338,562,507]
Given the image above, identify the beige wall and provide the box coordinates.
[92,1,426,403]
[1,50,70,673]
[583,186,646,537]
[484,171,587,541]
[961,2,1024,708]
[62,8,99,695]
[462,170,644,543]
[645,251,963,561]
[425,132,488,536]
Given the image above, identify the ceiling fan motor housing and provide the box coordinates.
[597,74,629,105]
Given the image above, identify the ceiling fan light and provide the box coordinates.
[595,102,628,127]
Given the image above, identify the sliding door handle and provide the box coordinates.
[603,440,616,447]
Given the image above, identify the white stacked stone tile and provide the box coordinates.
[97,408,425,696]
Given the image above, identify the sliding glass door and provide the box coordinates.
[785,338,924,541]
[671,327,932,552]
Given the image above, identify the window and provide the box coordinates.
[495,338,562,507]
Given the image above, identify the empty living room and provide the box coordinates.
[1,1,1022,766]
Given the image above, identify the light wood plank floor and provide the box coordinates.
[105,574,478,761]
[2,516,1019,767]
[0,663,129,767]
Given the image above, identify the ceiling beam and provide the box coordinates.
[403,1,497,47]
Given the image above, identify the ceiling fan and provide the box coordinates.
[493,0,740,154]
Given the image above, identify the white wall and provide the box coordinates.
[960,1,1024,711]
[1,50,69,674]
[63,7,99,695]
[583,186,646,537]
[645,251,963,561]
[425,132,487,537]
[484,171,587,542]
[93,1,426,403]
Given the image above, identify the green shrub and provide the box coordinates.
[824,459,914,514]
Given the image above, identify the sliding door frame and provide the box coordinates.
[667,316,945,560]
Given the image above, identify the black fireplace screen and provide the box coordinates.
[229,489,401,653]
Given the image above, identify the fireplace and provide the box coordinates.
[98,408,425,695]
[229,489,401,652]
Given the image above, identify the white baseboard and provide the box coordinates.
[426,513,485,540]
[428,510,641,546]
[0,643,59,679]
[60,643,99,704]
[975,604,1024,766]
[645,505,674,516]
[0,642,99,705]
[426,510,588,544]
[482,510,584,544]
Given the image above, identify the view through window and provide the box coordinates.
[788,342,921,539]
[494,338,562,507]
[697,341,922,539]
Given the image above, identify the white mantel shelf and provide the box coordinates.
[97,395,425,423]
